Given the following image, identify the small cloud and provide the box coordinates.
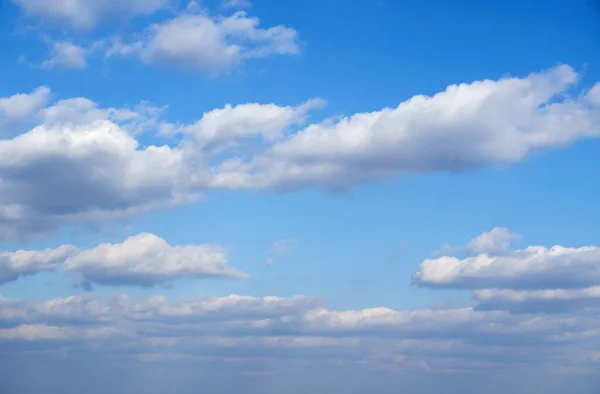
[41,41,88,70]
[467,227,521,254]
[432,243,462,257]
[221,0,252,9]
[266,239,297,265]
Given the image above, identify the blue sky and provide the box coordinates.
[1,0,600,393]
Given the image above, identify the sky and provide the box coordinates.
[1,0,600,393]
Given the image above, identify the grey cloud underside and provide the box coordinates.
[0,292,599,374]
[1,65,600,240]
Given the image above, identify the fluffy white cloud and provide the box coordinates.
[414,244,600,290]
[40,41,88,70]
[0,294,115,325]
[0,233,245,287]
[467,227,521,254]
[178,99,324,152]
[0,245,78,284]
[206,65,600,190]
[109,10,300,76]
[12,0,168,30]
[64,233,247,287]
[0,119,191,240]
[0,86,50,122]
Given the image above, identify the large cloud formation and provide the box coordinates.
[1,65,600,240]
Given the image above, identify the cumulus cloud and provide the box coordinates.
[0,234,246,287]
[39,41,88,70]
[467,227,521,254]
[206,65,600,190]
[0,245,79,285]
[3,66,600,239]
[108,10,300,76]
[12,0,169,30]
[176,99,325,152]
[413,244,600,290]
[0,86,50,123]
[64,233,247,287]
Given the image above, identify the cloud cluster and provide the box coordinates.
[1,66,600,239]
[0,234,246,287]
[0,290,598,373]
[2,228,600,376]
[415,228,600,318]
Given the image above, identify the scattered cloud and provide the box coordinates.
[64,233,248,287]
[0,245,79,285]
[107,10,300,76]
[0,233,246,287]
[414,244,600,290]
[39,41,88,70]
[0,86,50,123]
[467,227,521,254]
[11,0,169,30]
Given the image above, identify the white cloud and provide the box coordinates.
[3,65,600,239]
[64,233,248,287]
[12,0,169,30]
[0,234,246,287]
[0,245,79,284]
[467,227,521,254]
[0,294,115,325]
[0,120,191,240]
[414,244,600,290]
[109,10,300,76]
[178,99,324,152]
[0,292,598,374]
[206,65,600,190]
[0,86,50,122]
[474,287,600,314]
[40,41,88,70]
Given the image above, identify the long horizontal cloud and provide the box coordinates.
[0,292,598,373]
[413,244,600,290]
[2,65,600,239]
[0,245,78,285]
[12,0,169,30]
[0,233,247,287]
[474,287,600,314]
